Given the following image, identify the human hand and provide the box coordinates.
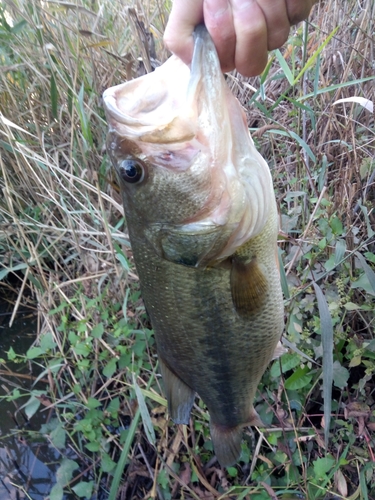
[164,0,317,77]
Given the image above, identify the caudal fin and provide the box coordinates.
[210,423,243,467]
[211,409,264,467]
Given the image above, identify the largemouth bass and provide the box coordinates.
[103,25,284,467]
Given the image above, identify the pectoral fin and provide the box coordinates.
[230,257,268,318]
[159,357,195,424]
[272,341,287,360]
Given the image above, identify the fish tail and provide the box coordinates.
[210,422,243,467]
[211,408,265,467]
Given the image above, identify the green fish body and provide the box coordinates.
[103,25,284,467]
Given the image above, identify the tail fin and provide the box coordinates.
[210,423,243,467]
[210,409,265,467]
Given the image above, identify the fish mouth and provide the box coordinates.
[103,56,196,144]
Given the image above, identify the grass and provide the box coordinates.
[0,0,374,498]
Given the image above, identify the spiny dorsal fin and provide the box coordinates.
[230,257,268,318]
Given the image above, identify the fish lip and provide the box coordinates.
[103,85,149,127]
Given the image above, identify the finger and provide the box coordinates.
[164,0,204,65]
[203,0,236,73]
[286,0,315,25]
[255,0,290,50]
[231,0,268,77]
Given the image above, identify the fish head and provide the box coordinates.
[103,25,273,266]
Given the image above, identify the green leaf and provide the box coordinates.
[40,331,57,351]
[50,73,58,119]
[267,128,315,162]
[330,216,343,235]
[107,397,120,414]
[278,247,289,299]
[275,49,294,84]
[313,456,335,478]
[0,262,28,280]
[349,355,362,368]
[294,27,339,83]
[7,347,17,360]
[298,76,375,102]
[285,366,312,390]
[50,423,66,449]
[101,452,116,473]
[332,361,349,389]
[56,458,79,484]
[271,352,301,378]
[86,397,102,409]
[134,377,156,446]
[26,346,44,359]
[344,302,360,311]
[335,239,346,265]
[72,342,91,357]
[11,19,27,34]
[72,481,94,498]
[324,254,336,272]
[50,483,64,500]
[359,204,375,239]
[103,358,117,378]
[77,83,93,146]
[226,466,238,477]
[313,283,333,448]
[86,442,100,452]
[157,468,169,488]
[23,395,41,419]
[359,466,369,500]
[91,322,104,339]
[351,272,375,296]
[116,252,130,271]
[355,252,375,294]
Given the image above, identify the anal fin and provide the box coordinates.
[159,357,195,425]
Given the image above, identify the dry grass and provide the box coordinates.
[0,0,374,499]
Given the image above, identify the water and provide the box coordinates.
[0,304,63,499]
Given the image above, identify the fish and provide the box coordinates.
[103,24,284,467]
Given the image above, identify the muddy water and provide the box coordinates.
[0,305,63,499]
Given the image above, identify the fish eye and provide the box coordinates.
[118,159,145,184]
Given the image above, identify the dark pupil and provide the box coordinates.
[119,160,143,183]
[125,163,137,178]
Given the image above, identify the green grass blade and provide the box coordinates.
[355,253,375,294]
[278,247,290,300]
[50,72,58,119]
[108,407,141,500]
[313,283,333,449]
[275,49,294,85]
[294,27,339,84]
[134,376,156,446]
[359,204,375,239]
[267,128,316,162]
[298,76,375,102]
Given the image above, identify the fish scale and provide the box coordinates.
[103,24,285,466]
